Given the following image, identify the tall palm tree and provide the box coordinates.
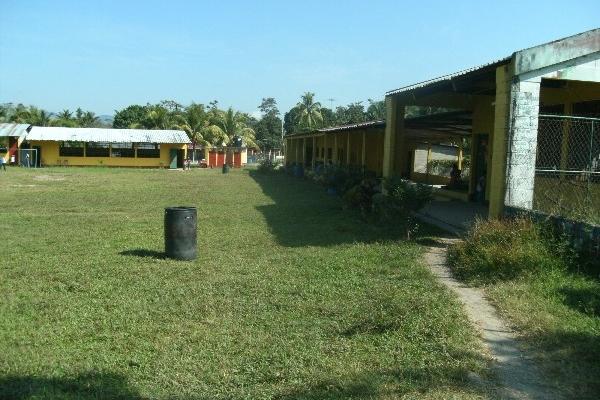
[295,92,323,131]
[29,107,53,126]
[57,109,73,121]
[144,106,175,129]
[214,108,258,148]
[176,103,226,161]
[80,111,99,127]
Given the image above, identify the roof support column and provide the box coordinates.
[302,137,306,166]
[333,134,338,165]
[383,96,405,178]
[312,136,316,169]
[504,75,541,211]
[346,132,351,166]
[361,131,366,169]
[294,138,298,164]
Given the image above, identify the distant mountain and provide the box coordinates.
[98,115,114,127]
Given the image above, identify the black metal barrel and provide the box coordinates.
[164,206,197,260]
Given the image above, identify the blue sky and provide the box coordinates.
[1,1,598,117]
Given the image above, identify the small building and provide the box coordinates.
[0,123,31,165]
[205,146,249,168]
[22,126,190,168]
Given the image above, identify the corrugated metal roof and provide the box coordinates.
[26,126,191,144]
[318,120,385,133]
[286,120,385,138]
[385,56,511,96]
[0,123,31,137]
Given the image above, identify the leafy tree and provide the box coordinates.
[160,100,183,113]
[320,107,336,128]
[295,92,323,131]
[113,105,148,128]
[335,102,366,125]
[283,106,301,135]
[366,99,385,120]
[254,97,282,150]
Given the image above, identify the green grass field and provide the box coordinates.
[0,167,488,399]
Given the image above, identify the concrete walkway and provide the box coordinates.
[417,198,488,235]
[424,240,561,400]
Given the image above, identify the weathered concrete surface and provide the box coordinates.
[504,77,541,211]
[417,199,488,235]
[424,240,562,400]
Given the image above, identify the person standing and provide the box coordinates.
[25,153,31,168]
[0,156,6,171]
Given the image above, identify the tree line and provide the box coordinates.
[0,103,105,128]
[283,93,386,135]
[2,93,443,150]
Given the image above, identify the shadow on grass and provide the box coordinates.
[525,329,600,398]
[119,249,165,259]
[274,364,489,400]
[0,372,142,399]
[559,286,600,317]
[249,171,442,247]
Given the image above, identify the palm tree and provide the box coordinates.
[176,103,226,162]
[143,106,175,129]
[57,109,73,121]
[79,111,99,127]
[295,92,323,131]
[28,107,53,126]
[211,108,259,165]
[214,108,258,148]
[366,99,385,120]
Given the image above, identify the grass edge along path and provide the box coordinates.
[449,218,600,400]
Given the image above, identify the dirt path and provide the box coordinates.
[424,238,561,400]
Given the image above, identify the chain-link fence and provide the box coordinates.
[534,115,600,224]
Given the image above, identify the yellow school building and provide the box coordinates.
[285,28,600,219]
[22,126,190,168]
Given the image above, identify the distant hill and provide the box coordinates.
[98,114,114,127]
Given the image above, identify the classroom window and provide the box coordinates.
[86,142,110,157]
[111,142,134,158]
[59,141,84,157]
[136,143,161,158]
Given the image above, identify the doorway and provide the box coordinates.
[472,135,489,203]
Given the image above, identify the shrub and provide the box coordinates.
[257,158,282,173]
[371,178,433,237]
[342,177,380,214]
[448,218,570,284]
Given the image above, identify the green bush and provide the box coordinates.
[257,158,282,173]
[371,178,433,237]
[448,218,570,283]
[342,177,379,214]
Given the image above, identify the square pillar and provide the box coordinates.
[346,132,351,165]
[312,136,316,169]
[361,131,366,168]
[333,134,338,165]
[302,137,306,166]
[383,96,405,177]
[504,76,542,210]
